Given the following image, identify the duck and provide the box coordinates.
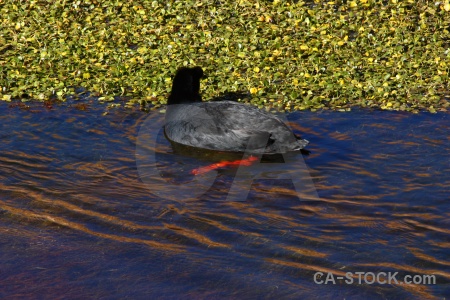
[164,66,309,154]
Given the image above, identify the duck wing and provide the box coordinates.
[165,101,307,153]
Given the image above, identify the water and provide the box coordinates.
[0,99,449,299]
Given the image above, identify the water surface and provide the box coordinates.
[0,100,449,299]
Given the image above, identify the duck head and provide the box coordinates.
[167,66,204,105]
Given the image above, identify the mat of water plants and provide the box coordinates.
[1,0,449,112]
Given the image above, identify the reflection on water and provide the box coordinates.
[0,100,449,299]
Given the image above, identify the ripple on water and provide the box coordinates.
[0,101,449,298]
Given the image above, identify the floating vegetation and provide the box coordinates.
[0,0,449,112]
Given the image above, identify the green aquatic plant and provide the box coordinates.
[0,0,449,112]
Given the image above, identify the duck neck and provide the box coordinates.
[167,92,202,105]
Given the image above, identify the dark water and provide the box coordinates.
[0,99,449,299]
